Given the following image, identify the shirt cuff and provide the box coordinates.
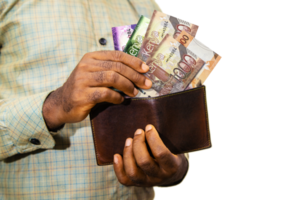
[0,92,56,159]
[155,153,192,189]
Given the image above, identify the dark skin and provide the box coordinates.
[42,51,188,187]
[114,125,188,187]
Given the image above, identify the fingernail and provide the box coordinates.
[142,63,149,71]
[135,129,142,136]
[145,79,152,87]
[145,125,152,132]
[133,88,139,96]
[125,138,132,147]
[114,155,118,164]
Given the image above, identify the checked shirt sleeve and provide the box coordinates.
[0,92,56,160]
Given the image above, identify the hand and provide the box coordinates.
[42,51,152,130]
[113,125,188,187]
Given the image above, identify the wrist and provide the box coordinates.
[42,89,66,131]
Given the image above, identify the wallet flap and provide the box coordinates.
[90,86,211,165]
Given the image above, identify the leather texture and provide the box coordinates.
[90,86,211,165]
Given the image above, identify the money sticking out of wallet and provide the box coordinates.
[112,10,221,97]
[90,10,221,165]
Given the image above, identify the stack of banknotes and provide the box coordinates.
[111,10,221,97]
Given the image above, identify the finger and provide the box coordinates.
[89,51,149,73]
[132,129,161,178]
[113,154,135,186]
[87,61,152,89]
[144,125,178,169]
[123,138,147,186]
[87,87,124,104]
[88,71,139,97]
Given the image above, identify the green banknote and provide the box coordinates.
[123,16,150,57]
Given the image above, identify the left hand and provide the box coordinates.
[113,124,188,187]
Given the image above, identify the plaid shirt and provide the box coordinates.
[0,0,163,199]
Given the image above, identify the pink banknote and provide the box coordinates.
[112,24,137,51]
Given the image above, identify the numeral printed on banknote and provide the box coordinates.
[138,31,221,96]
[176,31,222,89]
[137,10,199,63]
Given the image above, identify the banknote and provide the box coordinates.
[135,87,159,98]
[175,31,222,88]
[145,31,224,96]
[123,16,150,57]
[112,24,136,51]
[137,10,199,62]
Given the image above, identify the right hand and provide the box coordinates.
[42,51,152,130]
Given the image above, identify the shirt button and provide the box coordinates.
[99,38,107,45]
[30,138,41,145]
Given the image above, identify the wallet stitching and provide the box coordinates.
[131,86,203,101]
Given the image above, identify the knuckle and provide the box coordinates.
[126,169,137,180]
[71,82,84,93]
[138,159,151,169]
[128,55,142,69]
[89,90,102,103]
[128,56,136,66]
[72,91,82,101]
[83,52,92,59]
[77,62,88,70]
[94,71,106,83]
[114,62,125,74]
[138,160,153,172]
[133,72,144,83]
[100,88,111,100]
[113,51,124,61]
[107,71,119,84]
[139,161,158,177]
[156,150,170,161]
[73,71,85,82]
[101,50,110,57]
[127,171,143,185]
[99,61,112,70]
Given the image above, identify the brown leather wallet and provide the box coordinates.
[90,85,211,165]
